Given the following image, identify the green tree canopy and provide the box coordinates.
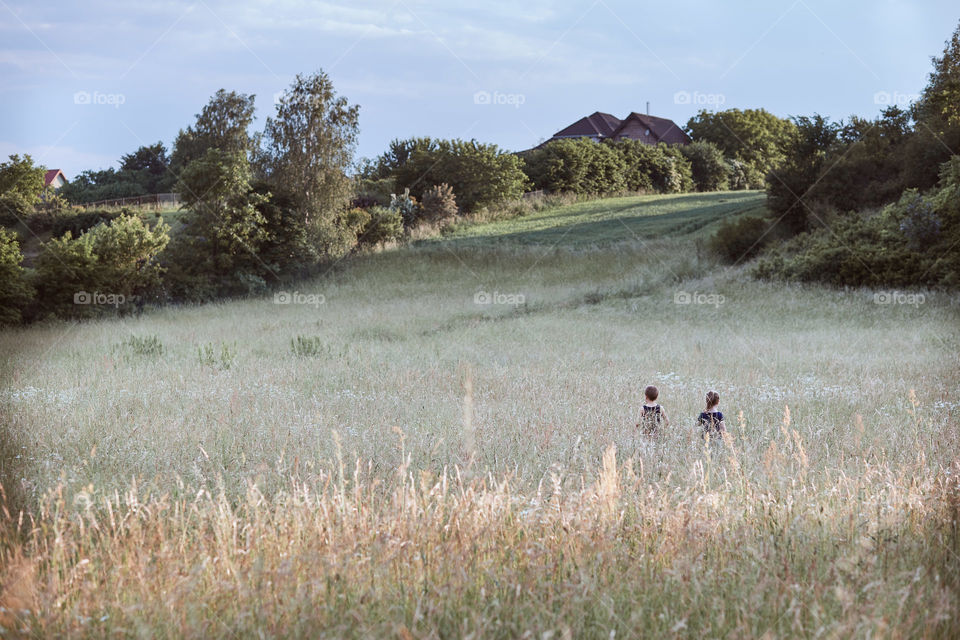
[170,89,256,175]
[258,71,360,227]
[685,109,797,187]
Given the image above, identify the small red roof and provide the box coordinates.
[44,169,67,187]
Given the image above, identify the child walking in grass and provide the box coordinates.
[698,391,726,438]
[638,385,670,436]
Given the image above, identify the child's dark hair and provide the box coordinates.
[705,391,720,409]
[645,385,659,401]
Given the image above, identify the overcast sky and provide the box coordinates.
[1,0,957,178]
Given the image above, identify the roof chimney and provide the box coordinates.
[646,101,650,115]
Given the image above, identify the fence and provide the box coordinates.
[79,193,181,210]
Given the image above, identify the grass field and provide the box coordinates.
[1,191,958,637]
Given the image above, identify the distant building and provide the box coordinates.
[544,111,691,146]
[44,169,68,190]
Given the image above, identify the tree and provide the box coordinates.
[173,148,269,289]
[685,109,797,187]
[258,71,359,228]
[765,114,840,231]
[59,168,145,204]
[0,154,45,211]
[170,89,256,176]
[679,141,729,192]
[902,20,960,191]
[0,228,33,324]
[120,142,174,193]
[391,139,528,211]
[913,21,960,131]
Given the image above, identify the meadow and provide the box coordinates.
[1,191,958,637]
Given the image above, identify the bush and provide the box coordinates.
[754,157,960,287]
[390,189,420,228]
[523,139,694,196]
[31,214,169,319]
[709,215,776,264]
[0,193,32,227]
[388,139,528,212]
[679,141,729,192]
[290,335,328,357]
[352,178,393,209]
[48,208,124,238]
[420,183,458,224]
[359,206,403,246]
[30,231,101,319]
[898,193,941,249]
[119,334,165,358]
[0,227,33,325]
[197,342,236,370]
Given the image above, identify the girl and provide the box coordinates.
[698,391,726,437]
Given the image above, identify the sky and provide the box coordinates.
[0,0,957,179]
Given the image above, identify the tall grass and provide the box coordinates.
[1,193,958,636]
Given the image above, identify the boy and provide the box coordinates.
[638,385,670,436]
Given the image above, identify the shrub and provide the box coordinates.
[48,208,124,238]
[0,193,32,227]
[420,183,458,224]
[725,159,752,191]
[388,139,528,212]
[390,189,420,228]
[679,141,729,192]
[359,206,403,246]
[754,158,960,287]
[31,214,169,319]
[291,335,328,357]
[524,139,693,196]
[898,193,941,249]
[352,178,393,209]
[0,227,33,325]
[120,334,165,358]
[197,342,236,370]
[30,231,101,319]
[647,144,695,194]
[709,215,776,264]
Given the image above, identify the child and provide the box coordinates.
[698,391,726,438]
[638,385,670,436]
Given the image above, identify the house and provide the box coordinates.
[544,111,691,146]
[44,169,68,190]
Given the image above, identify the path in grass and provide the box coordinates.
[434,190,765,248]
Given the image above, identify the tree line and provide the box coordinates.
[1,21,959,324]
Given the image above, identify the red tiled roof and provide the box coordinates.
[44,169,66,187]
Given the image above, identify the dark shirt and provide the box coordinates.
[698,410,724,434]
[640,404,662,435]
